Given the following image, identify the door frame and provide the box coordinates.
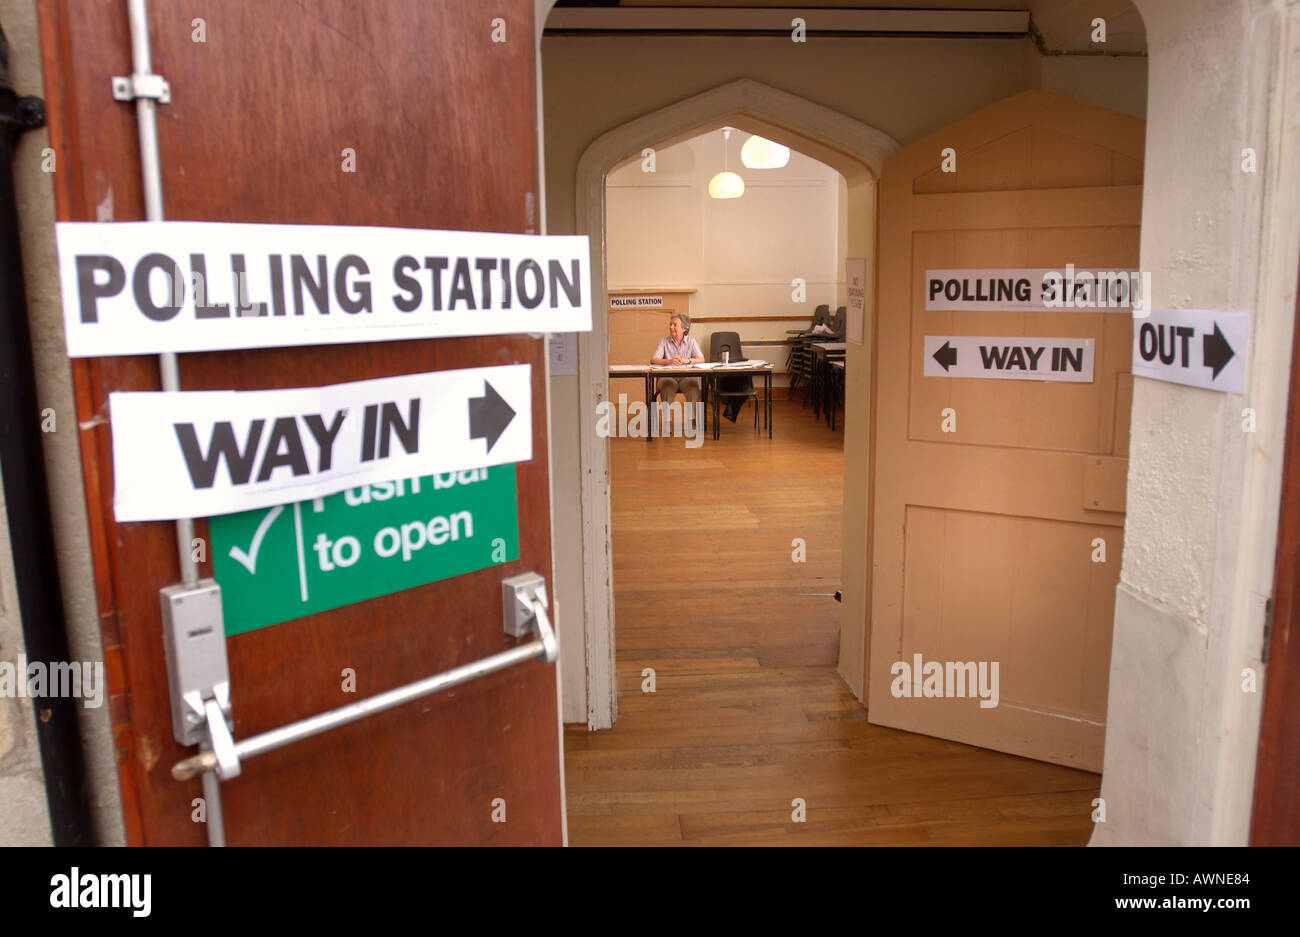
[1250,246,1300,844]
[572,78,898,728]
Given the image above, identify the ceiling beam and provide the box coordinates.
[544,7,1031,37]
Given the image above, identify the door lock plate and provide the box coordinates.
[160,579,231,746]
[502,573,547,638]
[501,572,558,663]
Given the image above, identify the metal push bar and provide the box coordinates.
[172,574,558,782]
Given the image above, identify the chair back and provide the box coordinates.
[710,331,745,362]
[711,331,755,396]
[810,304,832,330]
[831,306,847,337]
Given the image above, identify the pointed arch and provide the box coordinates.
[574,79,899,729]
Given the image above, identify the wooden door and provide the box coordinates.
[39,0,563,844]
[868,92,1144,771]
[1251,249,1300,845]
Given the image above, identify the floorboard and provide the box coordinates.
[565,398,1101,846]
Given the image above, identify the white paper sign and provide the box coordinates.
[56,221,591,357]
[1132,308,1247,393]
[110,365,532,522]
[925,267,1145,313]
[609,295,663,308]
[923,335,1095,383]
[846,258,865,345]
[548,331,578,376]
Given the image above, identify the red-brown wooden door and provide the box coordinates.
[39,0,563,844]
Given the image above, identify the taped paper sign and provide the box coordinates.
[56,221,592,356]
[925,267,1146,313]
[210,466,520,635]
[110,365,531,522]
[846,258,865,345]
[1131,308,1247,393]
[923,335,1095,383]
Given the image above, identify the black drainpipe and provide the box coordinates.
[0,23,93,846]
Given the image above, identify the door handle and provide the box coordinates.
[170,571,558,782]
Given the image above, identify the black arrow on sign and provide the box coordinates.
[1203,323,1235,379]
[469,381,516,452]
[932,341,958,372]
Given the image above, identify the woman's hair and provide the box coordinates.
[670,313,691,332]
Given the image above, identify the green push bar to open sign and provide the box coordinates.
[210,465,519,636]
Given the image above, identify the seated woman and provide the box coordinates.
[650,313,704,409]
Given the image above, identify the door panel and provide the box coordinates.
[869,92,1144,771]
[39,0,561,844]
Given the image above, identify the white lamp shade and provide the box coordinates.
[708,170,745,199]
[741,135,790,169]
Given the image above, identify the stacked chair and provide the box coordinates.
[786,304,846,408]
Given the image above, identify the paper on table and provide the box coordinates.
[609,364,648,371]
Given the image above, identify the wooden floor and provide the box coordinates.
[564,397,1101,845]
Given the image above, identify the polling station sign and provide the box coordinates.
[925,267,1146,313]
[56,221,591,356]
[109,365,531,522]
[210,467,519,635]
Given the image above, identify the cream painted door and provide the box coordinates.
[868,92,1144,771]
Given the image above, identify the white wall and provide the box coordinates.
[606,130,845,360]
[1,0,124,846]
[607,133,844,313]
[0,470,51,846]
[1091,0,1300,846]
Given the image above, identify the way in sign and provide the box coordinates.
[175,399,420,489]
[109,364,532,522]
[923,335,1095,383]
[978,344,1084,373]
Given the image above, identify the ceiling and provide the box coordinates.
[548,1,1148,54]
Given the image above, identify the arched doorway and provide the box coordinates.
[573,79,899,728]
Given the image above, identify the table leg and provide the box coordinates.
[714,376,720,440]
[645,374,654,443]
[824,360,832,426]
[824,365,830,427]
[810,354,816,417]
[812,352,821,418]
[767,372,772,438]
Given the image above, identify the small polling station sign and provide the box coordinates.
[56,221,591,356]
[210,466,519,635]
[1131,308,1247,394]
[109,365,530,522]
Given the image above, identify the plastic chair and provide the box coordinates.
[787,305,832,403]
[711,331,759,431]
[831,306,847,339]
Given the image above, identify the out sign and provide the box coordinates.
[1132,308,1247,393]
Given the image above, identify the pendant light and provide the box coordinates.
[708,128,744,199]
[741,134,790,169]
